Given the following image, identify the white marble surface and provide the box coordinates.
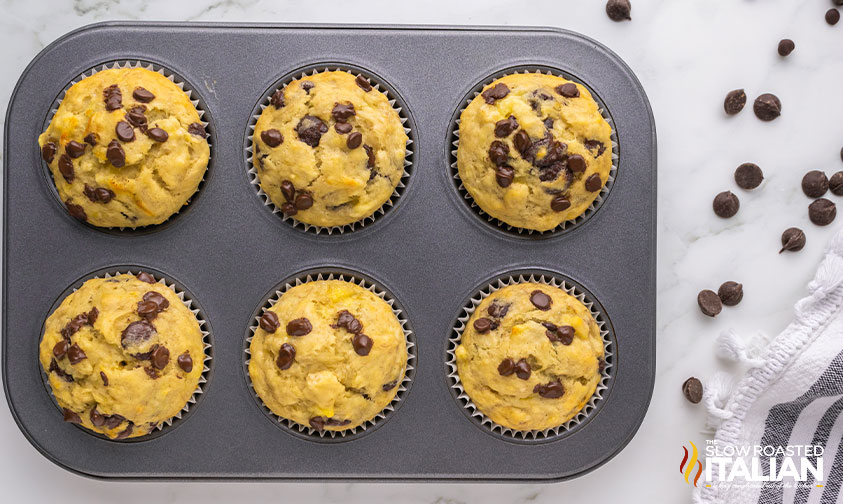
[1,0,842,501]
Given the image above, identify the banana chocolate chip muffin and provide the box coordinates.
[455,282,604,431]
[249,279,407,432]
[252,71,408,228]
[39,273,205,439]
[38,67,210,228]
[457,73,613,231]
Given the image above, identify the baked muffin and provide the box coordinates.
[457,73,613,231]
[249,279,407,431]
[252,71,408,228]
[455,282,604,431]
[39,273,205,439]
[38,67,210,228]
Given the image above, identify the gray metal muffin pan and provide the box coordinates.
[2,22,656,481]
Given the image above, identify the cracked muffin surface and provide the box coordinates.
[39,273,204,439]
[38,67,209,228]
[248,280,407,431]
[455,282,604,431]
[457,73,612,231]
[252,71,408,228]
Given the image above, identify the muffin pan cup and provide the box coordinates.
[2,22,656,481]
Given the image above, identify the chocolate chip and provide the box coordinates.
[352,333,373,356]
[296,115,328,147]
[718,281,743,306]
[125,106,147,129]
[494,116,519,137]
[363,144,375,169]
[53,340,68,359]
[584,139,606,158]
[530,290,552,310]
[809,198,837,226]
[778,39,795,56]
[259,311,280,333]
[606,0,632,21]
[66,140,86,158]
[260,129,283,147]
[147,127,168,143]
[682,377,704,404]
[780,227,806,253]
[175,352,193,373]
[274,342,296,370]
[585,173,603,192]
[63,408,81,424]
[556,83,580,98]
[280,203,297,216]
[827,8,840,25]
[473,317,493,333]
[355,74,373,92]
[497,358,515,376]
[270,88,285,108]
[90,409,106,427]
[150,345,169,370]
[697,289,722,317]
[487,301,509,319]
[335,122,352,134]
[280,180,296,202]
[753,93,781,121]
[550,196,571,212]
[121,320,156,348]
[548,325,575,345]
[188,123,206,138]
[495,164,514,188]
[734,163,763,190]
[106,140,125,167]
[67,343,87,365]
[136,272,156,284]
[568,154,586,173]
[382,380,398,391]
[309,416,326,431]
[65,201,87,222]
[481,83,510,104]
[132,86,154,103]
[143,291,170,311]
[713,191,740,218]
[802,170,829,198]
[100,371,108,386]
[534,381,565,399]
[347,131,362,149]
[514,359,531,380]
[145,367,160,379]
[136,300,159,319]
[41,142,57,163]
[326,417,351,427]
[93,187,115,203]
[58,154,74,182]
[489,140,509,165]
[830,172,843,196]
[287,317,312,336]
[294,192,313,210]
[724,89,747,115]
[83,133,98,146]
[331,102,356,122]
[300,81,314,93]
[115,422,134,439]
[103,84,122,111]
[49,359,73,382]
[103,414,125,430]
[513,130,531,155]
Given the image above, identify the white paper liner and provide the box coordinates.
[445,272,614,441]
[449,67,619,236]
[244,271,416,439]
[42,60,212,232]
[40,268,212,441]
[245,65,414,235]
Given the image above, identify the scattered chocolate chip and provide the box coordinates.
[125,106,147,129]
[309,416,326,431]
[260,129,283,147]
[778,39,796,56]
[550,196,571,212]
[547,325,575,345]
[489,140,509,165]
[270,88,285,108]
[494,116,519,137]
[497,358,515,376]
[136,272,156,284]
[487,302,510,319]
[103,84,122,111]
[41,142,57,163]
[513,130,532,155]
[147,127,168,143]
[473,317,493,333]
[259,311,280,333]
[827,8,841,25]
[103,414,125,430]
[584,139,606,158]
[294,192,313,210]
[89,409,106,427]
[585,173,603,192]
[274,342,296,370]
[100,371,108,386]
[106,140,125,167]
[352,333,373,356]
[718,281,743,306]
[346,131,362,149]
[780,227,806,253]
[568,154,587,173]
[697,289,722,317]
[287,317,312,336]
[145,367,160,379]
[188,123,206,138]
[56,154,74,183]
[296,115,328,147]
[382,380,398,391]
[49,359,74,382]
[556,82,580,98]
[64,201,87,221]
[724,89,747,115]
[534,381,565,399]
[734,163,764,190]
[753,93,781,121]
[495,164,514,188]
[53,340,68,359]
[63,408,82,423]
[66,140,86,158]
[326,418,351,427]
[355,74,373,92]
[802,170,829,198]
[713,191,740,218]
[67,343,87,365]
[83,133,98,146]
[174,352,192,373]
[300,81,314,93]
[830,172,843,196]
[363,144,375,169]
[115,422,134,439]
[335,122,352,134]
[606,0,632,21]
[331,102,356,122]
[88,186,114,204]
[280,180,296,202]
[514,359,531,380]
[809,198,837,226]
[281,202,297,216]
[682,377,704,404]
[530,290,552,310]
[142,291,169,313]
[150,345,170,370]
[131,86,154,103]
[481,83,510,104]
[121,320,156,348]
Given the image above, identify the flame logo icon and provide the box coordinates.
[680,441,704,487]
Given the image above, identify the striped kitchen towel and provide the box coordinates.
[696,229,843,503]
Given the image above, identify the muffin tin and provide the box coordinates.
[2,22,656,481]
